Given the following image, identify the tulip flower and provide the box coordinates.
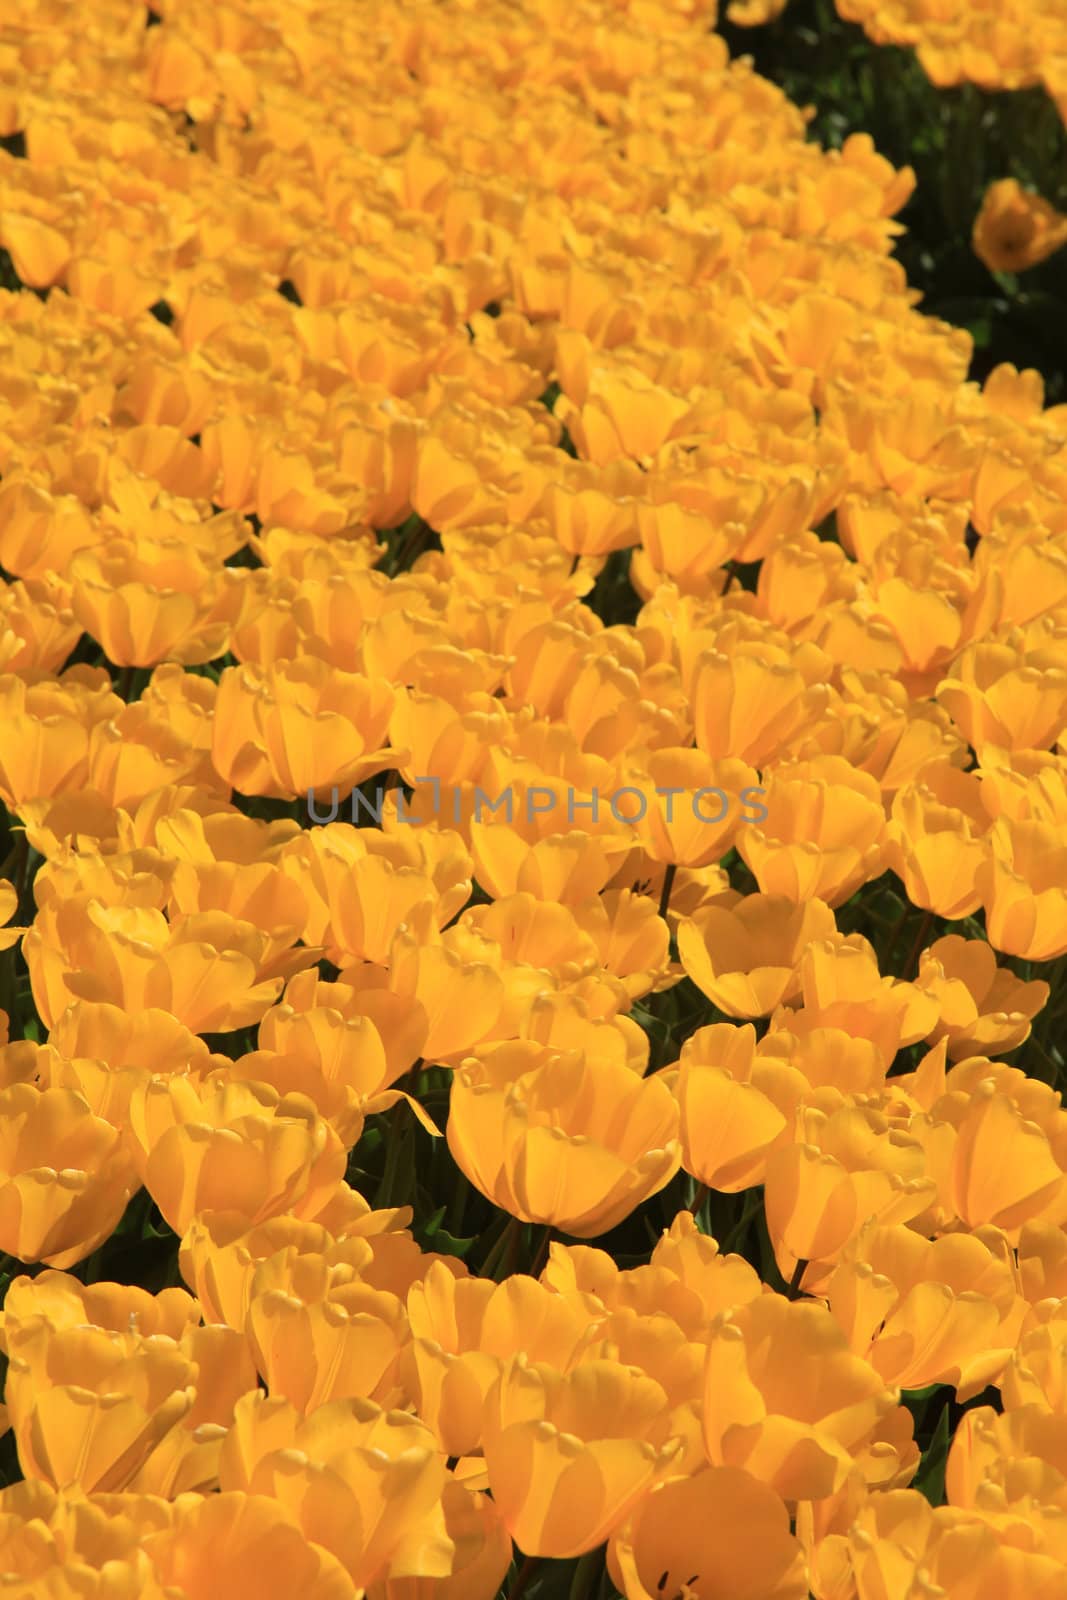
[973,179,1067,275]
[737,754,887,906]
[142,1491,358,1600]
[482,1355,684,1558]
[666,1023,789,1192]
[918,935,1049,1059]
[126,1075,346,1237]
[982,816,1067,961]
[691,647,830,768]
[0,1479,162,1597]
[24,899,295,1033]
[677,894,837,1018]
[3,1313,197,1492]
[0,1084,136,1268]
[212,658,399,800]
[406,1262,598,1457]
[246,1246,410,1412]
[607,1466,808,1600]
[219,1392,453,1590]
[448,1041,680,1236]
[702,1294,908,1500]
[364,1479,512,1600]
[827,1222,1026,1400]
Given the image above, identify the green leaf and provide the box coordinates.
[914,1401,952,1507]
[425,1228,476,1261]
[1024,1038,1062,1089]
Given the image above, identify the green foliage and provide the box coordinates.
[719,0,1067,399]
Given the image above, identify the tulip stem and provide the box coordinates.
[529,1224,553,1278]
[509,1555,543,1600]
[10,830,28,911]
[480,1214,519,1281]
[902,909,934,980]
[786,1257,808,1301]
[658,862,677,921]
[504,1215,523,1279]
[116,664,137,700]
[569,1549,605,1600]
[687,1181,709,1219]
[376,1099,413,1207]
[881,902,910,968]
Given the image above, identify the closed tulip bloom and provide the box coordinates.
[0,1084,136,1268]
[0,1269,199,1348]
[644,1213,766,1327]
[982,816,1067,961]
[365,1479,512,1600]
[406,1275,501,1460]
[884,766,991,920]
[0,1479,164,1599]
[677,894,837,1018]
[948,1078,1066,1236]
[470,814,634,905]
[691,647,830,768]
[283,822,472,948]
[142,1491,357,1600]
[482,1355,684,1558]
[635,488,750,594]
[128,1076,345,1236]
[703,1294,907,1501]
[247,1004,425,1142]
[3,1315,197,1493]
[0,571,83,678]
[939,642,1067,757]
[178,1212,356,1328]
[607,1465,808,1600]
[48,999,220,1080]
[69,539,235,667]
[459,893,600,986]
[266,966,431,1094]
[448,1041,680,1236]
[667,1022,789,1191]
[0,674,97,811]
[389,690,506,789]
[212,658,399,800]
[386,927,505,1064]
[219,1392,452,1591]
[557,369,694,466]
[542,461,641,557]
[303,849,441,968]
[406,1263,598,1457]
[126,1321,259,1498]
[765,1103,935,1288]
[737,755,887,907]
[623,748,759,870]
[246,1247,410,1412]
[790,934,939,1062]
[918,935,1049,1059]
[24,901,289,1033]
[85,705,225,815]
[997,1301,1067,1413]
[158,809,309,945]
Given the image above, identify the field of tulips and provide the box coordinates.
[1,0,1067,1596]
